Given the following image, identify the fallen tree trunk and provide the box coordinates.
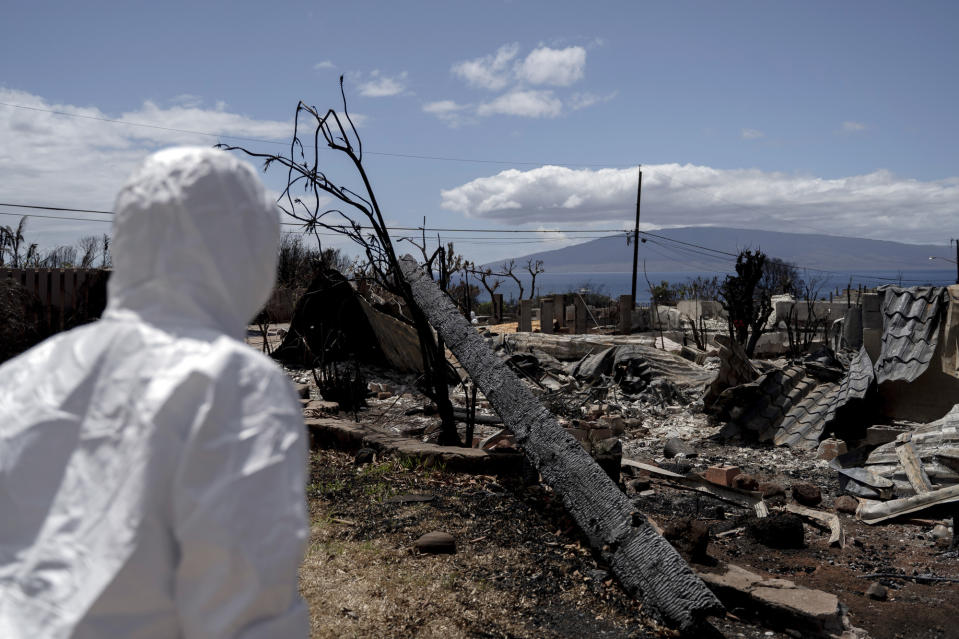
[399,256,723,631]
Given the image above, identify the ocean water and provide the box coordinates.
[466,269,957,304]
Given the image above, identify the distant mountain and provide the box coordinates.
[483,227,955,274]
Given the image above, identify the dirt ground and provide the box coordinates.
[300,447,804,639]
[247,325,959,638]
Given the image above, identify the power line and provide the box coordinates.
[0,210,609,243]
[0,202,115,216]
[2,202,953,284]
[641,230,738,257]
[0,201,630,233]
[0,210,111,223]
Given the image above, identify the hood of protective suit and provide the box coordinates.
[105,147,280,338]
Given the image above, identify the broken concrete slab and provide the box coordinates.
[304,398,340,418]
[696,563,858,638]
[399,256,722,631]
[293,382,311,399]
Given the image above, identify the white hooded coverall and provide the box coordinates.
[0,148,309,638]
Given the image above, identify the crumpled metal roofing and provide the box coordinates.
[731,347,874,450]
[874,286,947,384]
[773,346,874,448]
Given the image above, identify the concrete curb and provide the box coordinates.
[305,417,523,474]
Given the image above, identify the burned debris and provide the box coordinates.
[261,244,959,637]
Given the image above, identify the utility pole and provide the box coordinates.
[954,238,959,285]
[629,166,643,307]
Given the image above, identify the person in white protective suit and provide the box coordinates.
[0,147,309,638]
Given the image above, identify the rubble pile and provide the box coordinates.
[263,281,959,638]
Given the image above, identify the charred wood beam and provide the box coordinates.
[399,255,723,631]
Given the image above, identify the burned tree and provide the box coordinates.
[525,258,544,299]
[783,274,828,358]
[469,265,502,302]
[719,250,800,357]
[502,258,525,301]
[0,217,36,268]
[217,77,461,445]
[720,250,769,357]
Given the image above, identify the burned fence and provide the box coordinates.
[1,267,108,331]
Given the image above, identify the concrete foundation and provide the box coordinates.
[677,300,724,321]
[540,297,554,334]
[554,294,566,328]
[518,299,532,332]
[574,297,588,334]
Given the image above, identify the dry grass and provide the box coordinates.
[298,450,656,639]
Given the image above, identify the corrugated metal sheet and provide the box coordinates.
[773,347,874,448]
[874,286,947,384]
[732,347,875,450]
[864,405,959,494]
[835,346,875,405]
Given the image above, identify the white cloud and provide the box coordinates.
[476,90,562,118]
[0,88,297,248]
[423,100,464,114]
[422,100,471,126]
[357,70,408,97]
[741,128,765,140]
[451,43,519,91]
[440,163,959,245]
[169,94,204,108]
[842,121,867,132]
[314,60,335,70]
[440,43,606,123]
[569,91,617,111]
[515,46,586,86]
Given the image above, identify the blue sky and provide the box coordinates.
[1,1,957,262]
